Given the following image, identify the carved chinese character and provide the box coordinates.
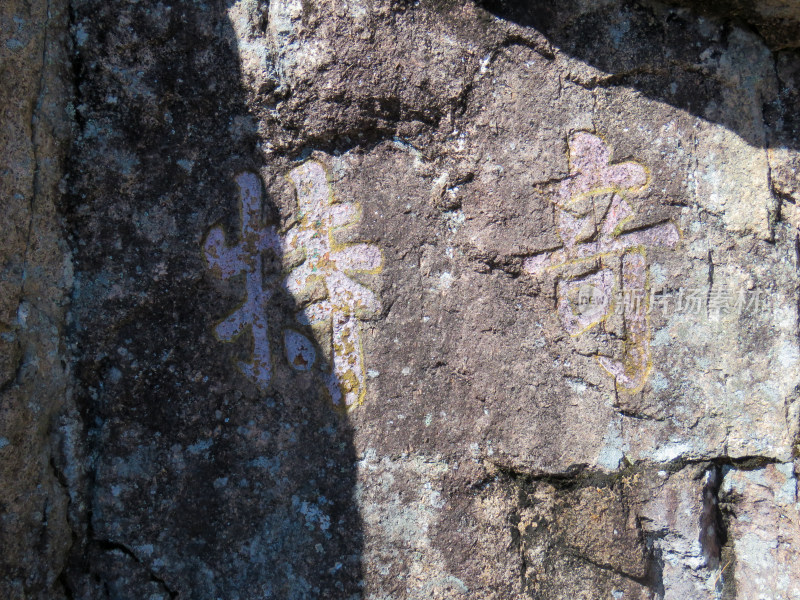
[204,162,383,410]
[204,172,281,389]
[524,132,680,392]
[282,160,382,410]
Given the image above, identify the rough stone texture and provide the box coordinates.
[669,0,800,50]
[0,0,77,598]
[63,1,363,597]
[2,0,800,598]
[721,463,800,599]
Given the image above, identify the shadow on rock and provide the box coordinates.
[478,0,800,152]
[62,0,363,597]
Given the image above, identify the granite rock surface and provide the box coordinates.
[1,0,799,598]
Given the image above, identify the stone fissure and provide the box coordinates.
[92,539,178,599]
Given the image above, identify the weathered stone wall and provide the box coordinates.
[1,0,800,598]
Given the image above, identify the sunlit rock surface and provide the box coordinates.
[1,0,799,598]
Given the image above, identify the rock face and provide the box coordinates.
[0,0,77,598]
[1,0,800,598]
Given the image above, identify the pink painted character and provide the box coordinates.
[204,172,280,389]
[524,132,679,392]
[282,160,382,410]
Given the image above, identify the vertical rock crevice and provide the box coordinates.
[699,465,726,569]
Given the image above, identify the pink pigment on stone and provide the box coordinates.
[204,172,281,389]
[556,132,648,211]
[283,160,382,409]
[204,163,383,407]
[558,269,615,336]
[598,252,651,390]
[524,132,679,392]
